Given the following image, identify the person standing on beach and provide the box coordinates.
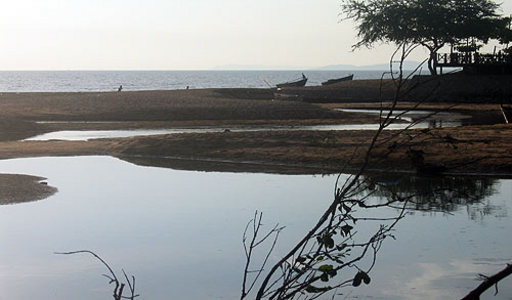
[118,85,123,92]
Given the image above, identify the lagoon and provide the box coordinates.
[25,123,446,142]
[0,156,510,299]
[24,109,479,141]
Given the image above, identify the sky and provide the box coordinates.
[0,0,511,70]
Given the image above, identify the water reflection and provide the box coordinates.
[248,171,508,299]
[0,157,510,299]
[24,109,470,141]
[359,174,498,214]
[25,123,436,141]
[339,108,470,128]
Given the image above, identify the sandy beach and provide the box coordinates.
[0,174,57,205]
[0,83,511,203]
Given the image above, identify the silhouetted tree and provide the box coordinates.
[241,43,511,299]
[340,0,512,75]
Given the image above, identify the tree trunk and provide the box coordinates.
[428,50,438,76]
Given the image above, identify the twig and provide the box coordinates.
[55,250,139,300]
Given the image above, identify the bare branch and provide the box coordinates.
[462,264,512,299]
[55,250,138,300]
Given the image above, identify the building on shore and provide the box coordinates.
[436,51,512,75]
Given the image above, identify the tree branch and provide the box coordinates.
[462,264,512,300]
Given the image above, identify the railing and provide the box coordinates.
[437,52,512,66]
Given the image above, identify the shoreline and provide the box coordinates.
[116,153,512,178]
[0,124,510,176]
[107,125,512,176]
[0,174,57,205]
[0,85,510,203]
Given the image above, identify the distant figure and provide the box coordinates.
[118,85,123,92]
[302,73,306,80]
[186,86,189,90]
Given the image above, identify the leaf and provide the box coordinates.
[305,285,330,294]
[336,244,347,251]
[296,256,307,263]
[320,273,329,282]
[352,272,362,287]
[362,272,371,284]
[325,237,335,249]
[305,285,318,293]
[318,264,334,272]
[352,271,371,287]
[340,225,353,236]
[327,269,337,277]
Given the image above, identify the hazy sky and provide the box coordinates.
[0,0,511,70]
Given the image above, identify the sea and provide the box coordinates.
[0,70,391,92]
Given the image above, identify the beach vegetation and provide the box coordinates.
[340,0,512,75]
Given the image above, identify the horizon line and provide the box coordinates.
[0,61,427,72]
[0,68,420,72]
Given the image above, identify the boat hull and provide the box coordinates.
[321,74,354,86]
[276,78,307,88]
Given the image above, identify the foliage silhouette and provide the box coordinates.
[241,44,423,300]
[340,0,512,74]
[359,174,498,213]
[241,44,510,299]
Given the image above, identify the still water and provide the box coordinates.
[25,123,436,141]
[26,108,467,141]
[338,108,468,126]
[0,70,382,92]
[0,156,510,299]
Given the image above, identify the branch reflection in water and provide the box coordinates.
[241,44,509,299]
[359,174,500,219]
[241,172,503,299]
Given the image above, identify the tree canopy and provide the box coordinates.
[341,0,512,74]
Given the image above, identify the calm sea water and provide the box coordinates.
[0,70,386,92]
[0,156,510,299]
[2,70,509,299]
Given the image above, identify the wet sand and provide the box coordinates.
[0,174,57,205]
[2,124,509,176]
[0,86,510,203]
[107,124,512,175]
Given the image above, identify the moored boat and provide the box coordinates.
[321,74,354,86]
[276,73,308,88]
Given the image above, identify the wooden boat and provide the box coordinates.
[276,73,308,88]
[321,74,353,86]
